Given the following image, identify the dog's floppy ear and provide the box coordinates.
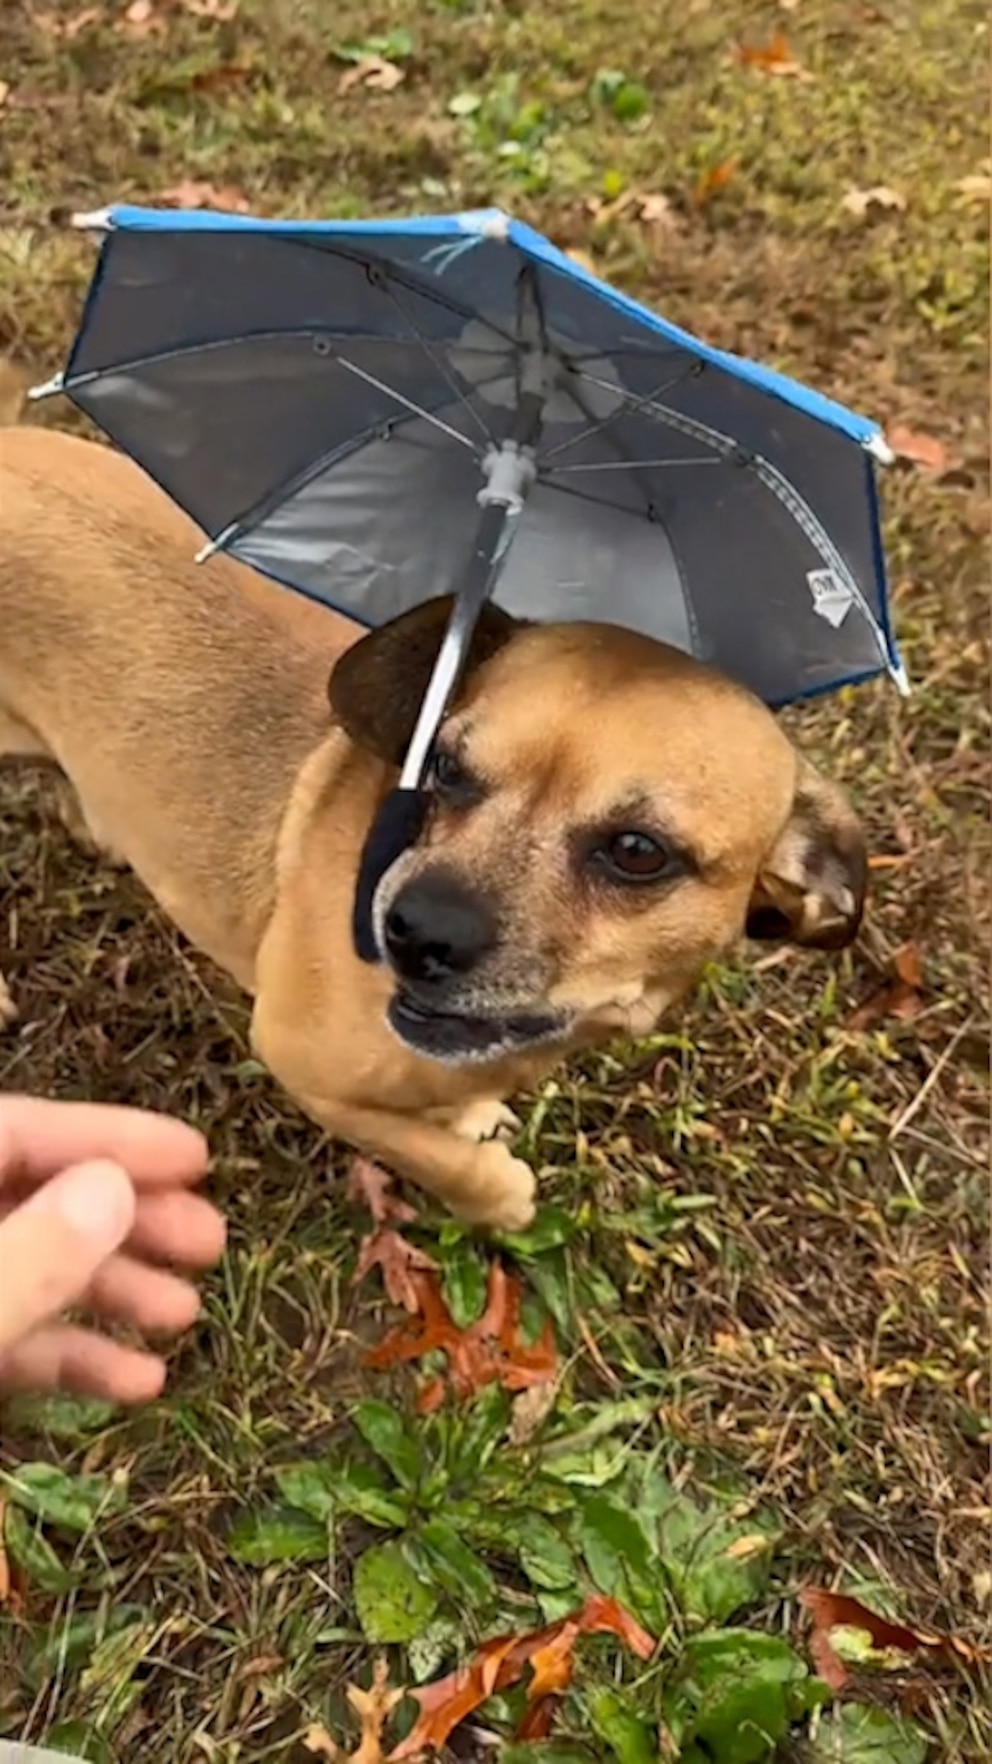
[746,756,867,951]
[328,596,522,765]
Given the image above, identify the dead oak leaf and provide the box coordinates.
[121,0,165,35]
[841,184,906,218]
[735,31,813,79]
[847,941,924,1032]
[389,1595,653,1759]
[348,1157,416,1227]
[799,1587,992,1692]
[693,160,738,205]
[159,179,251,213]
[885,422,950,475]
[338,56,405,95]
[367,1260,557,1407]
[303,1727,339,1760]
[37,7,100,38]
[184,0,240,17]
[353,1227,438,1314]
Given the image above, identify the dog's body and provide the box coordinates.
[0,427,867,1228]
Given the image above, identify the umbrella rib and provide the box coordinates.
[372,279,498,446]
[60,325,475,392]
[332,356,482,452]
[544,457,722,473]
[537,361,710,465]
[288,236,522,348]
[561,374,891,661]
[192,362,517,561]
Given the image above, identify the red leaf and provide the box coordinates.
[388,1636,520,1759]
[847,941,924,1030]
[578,1592,657,1660]
[158,179,251,213]
[735,31,810,77]
[514,1694,561,1739]
[799,1587,992,1692]
[388,1598,654,1758]
[348,1157,417,1227]
[352,1228,438,1313]
[366,1261,557,1408]
[885,423,950,475]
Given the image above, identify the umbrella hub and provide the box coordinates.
[477,441,537,514]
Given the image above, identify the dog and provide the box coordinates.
[0,426,867,1230]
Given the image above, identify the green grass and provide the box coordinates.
[0,0,989,1758]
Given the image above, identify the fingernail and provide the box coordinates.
[57,1160,135,1243]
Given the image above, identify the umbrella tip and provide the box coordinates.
[70,207,115,235]
[889,659,911,697]
[26,373,64,402]
[864,431,896,466]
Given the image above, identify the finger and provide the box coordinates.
[0,1160,136,1351]
[85,1253,203,1336]
[0,1324,166,1403]
[0,1094,208,1192]
[127,1189,227,1270]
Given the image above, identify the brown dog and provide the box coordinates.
[0,427,866,1229]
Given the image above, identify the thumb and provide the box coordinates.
[0,1160,136,1351]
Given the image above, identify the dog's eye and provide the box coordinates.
[596,830,675,883]
[431,748,470,794]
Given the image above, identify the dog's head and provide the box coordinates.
[329,599,866,1065]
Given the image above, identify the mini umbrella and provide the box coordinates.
[33,203,905,961]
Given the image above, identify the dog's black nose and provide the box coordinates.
[384,874,497,985]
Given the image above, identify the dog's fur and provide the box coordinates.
[0,427,867,1228]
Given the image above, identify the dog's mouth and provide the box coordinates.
[388,989,569,1064]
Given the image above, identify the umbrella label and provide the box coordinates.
[807,567,854,629]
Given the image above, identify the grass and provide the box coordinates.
[0,0,988,1758]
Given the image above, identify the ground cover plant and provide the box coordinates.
[0,0,988,1758]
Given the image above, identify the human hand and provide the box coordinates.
[0,1094,225,1403]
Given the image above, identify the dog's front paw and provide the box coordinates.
[454,1139,536,1232]
[449,1097,523,1145]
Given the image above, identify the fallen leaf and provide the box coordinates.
[367,1261,557,1408]
[847,941,924,1030]
[508,1379,558,1445]
[389,1595,653,1758]
[841,185,906,218]
[348,1657,406,1764]
[526,1624,579,1699]
[121,0,164,35]
[954,167,991,204]
[564,247,596,274]
[348,1158,416,1228]
[723,1532,772,1562]
[735,31,812,78]
[338,56,405,95]
[158,179,251,213]
[799,1587,992,1692]
[184,0,239,17]
[694,160,738,205]
[36,6,100,38]
[353,1228,438,1314]
[304,1727,339,1760]
[0,80,8,108]
[885,423,950,475]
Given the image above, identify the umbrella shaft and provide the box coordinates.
[397,387,546,791]
[399,501,516,789]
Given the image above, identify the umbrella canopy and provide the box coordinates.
[34,202,905,959]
